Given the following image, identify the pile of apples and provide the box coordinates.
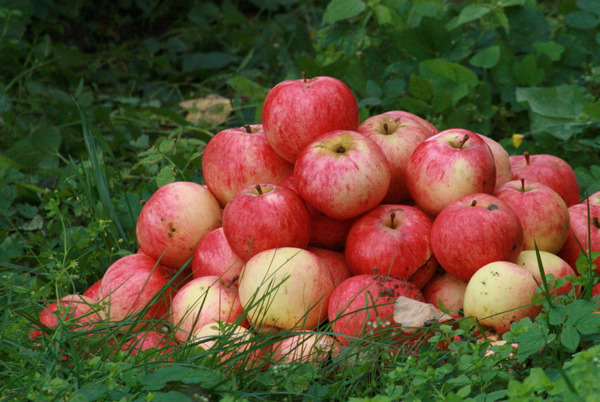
[32,74,600,364]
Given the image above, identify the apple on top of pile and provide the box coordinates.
[32,74,600,363]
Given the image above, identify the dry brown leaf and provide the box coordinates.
[179,94,232,125]
[393,296,455,334]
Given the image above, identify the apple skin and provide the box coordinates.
[271,330,340,364]
[478,134,512,190]
[494,179,570,254]
[422,271,468,317]
[30,294,100,338]
[558,203,600,273]
[201,124,293,206]
[262,75,359,163]
[294,130,391,221]
[222,184,311,260]
[136,181,222,271]
[238,247,334,330]
[463,261,541,334]
[307,246,352,288]
[510,152,580,207]
[344,204,437,287]
[406,129,496,217]
[431,193,524,282]
[191,322,260,367]
[191,227,244,285]
[98,254,170,325]
[357,111,438,203]
[328,274,424,343]
[584,191,600,207]
[515,250,575,295]
[83,279,102,301]
[120,330,177,359]
[170,275,243,342]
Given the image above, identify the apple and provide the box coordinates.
[357,111,438,203]
[191,321,260,367]
[271,330,339,364]
[262,74,359,163]
[584,191,600,207]
[431,193,524,282]
[307,246,352,288]
[344,204,437,287]
[515,250,576,295]
[170,275,243,342]
[136,181,222,271]
[98,254,170,326]
[558,203,600,273]
[463,261,541,334]
[478,133,512,190]
[83,279,102,301]
[191,227,244,284]
[201,124,293,206]
[422,271,468,317]
[328,274,423,343]
[120,330,177,359]
[32,294,100,337]
[294,130,391,220]
[238,247,334,330]
[510,152,580,207]
[494,179,570,254]
[222,183,311,260]
[406,129,496,217]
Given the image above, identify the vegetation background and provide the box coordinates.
[1,0,600,400]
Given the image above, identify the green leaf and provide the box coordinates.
[583,101,600,119]
[227,76,269,100]
[534,41,565,61]
[407,2,440,28]
[577,0,600,16]
[182,52,238,71]
[322,0,366,25]
[575,314,600,334]
[561,325,580,351]
[419,59,479,88]
[374,5,393,25]
[516,85,587,119]
[408,74,434,101]
[469,45,501,68]
[156,166,176,187]
[565,11,599,30]
[446,4,492,30]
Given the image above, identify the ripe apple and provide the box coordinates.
[477,133,512,190]
[271,330,340,364]
[307,246,352,288]
[201,124,293,206]
[238,247,334,330]
[222,183,311,260]
[357,111,438,203]
[510,152,580,207]
[98,254,170,326]
[262,74,359,163]
[191,321,260,367]
[120,330,177,359]
[170,276,243,342]
[136,181,222,271]
[31,294,100,338]
[494,179,570,254]
[328,274,424,343]
[83,279,102,301]
[430,193,524,282]
[344,204,437,286]
[191,227,244,284]
[294,130,391,220]
[558,203,600,273]
[422,271,468,317]
[463,261,541,334]
[406,129,496,217]
[584,191,600,207]
[515,250,575,295]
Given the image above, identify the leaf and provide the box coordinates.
[156,166,176,187]
[516,85,587,119]
[565,11,599,30]
[561,325,580,351]
[446,4,493,31]
[577,0,600,16]
[533,41,565,61]
[575,314,600,335]
[420,59,479,88]
[322,0,366,25]
[469,45,501,68]
[179,94,232,125]
[140,366,227,391]
[583,101,600,119]
[226,76,269,100]
[182,52,238,71]
[393,296,454,334]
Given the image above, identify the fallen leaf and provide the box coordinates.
[393,296,455,333]
[179,94,232,125]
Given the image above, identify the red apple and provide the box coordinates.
[328,274,423,343]
[584,191,600,207]
[422,271,468,317]
[136,181,222,270]
[191,227,244,284]
[238,247,334,330]
[510,152,580,207]
[515,250,575,295]
[406,129,496,217]
[478,134,512,190]
[495,179,570,254]
[36,294,100,332]
[191,321,260,368]
[431,193,524,282]
[294,130,391,220]
[344,204,437,287]
[558,203,600,273]
[271,330,340,364]
[307,246,352,288]
[262,74,359,163]
[120,330,177,359]
[83,279,102,301]
[222,183,311,260]
[201,124,293,206]
[357,111,438,203]
[170,275,243,342]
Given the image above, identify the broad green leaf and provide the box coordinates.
[575,314,600,334]
[469,45,501,68]
[512,54,544,86]
[516,85,587,119]
[408,74,434,101]
[322,0,366,25]
[374,4,393,25]
[407,2,440,28]
[565,11,599,30]
[182,52,237,71]
[156,166,176,187]
[419,59,479,87]
[533,41,564,61]
[561,325,580,351]
[227,76,269,100]
[446,4,492,30]
[583,101,600,118]
[577,0,600,16]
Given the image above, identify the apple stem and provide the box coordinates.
[244,125,252,133]
[302,71,307,83]
[383,123,389,134]
[227,275,239,289]
[336,145,346,154]
[593,217,600,229]
[524,151,530,165]
[471,200,477,207]
[390,212,396,229]
[521,178,525,192]
[458,134,469,149]
[255,184,263,195]
[140,200,147,206]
